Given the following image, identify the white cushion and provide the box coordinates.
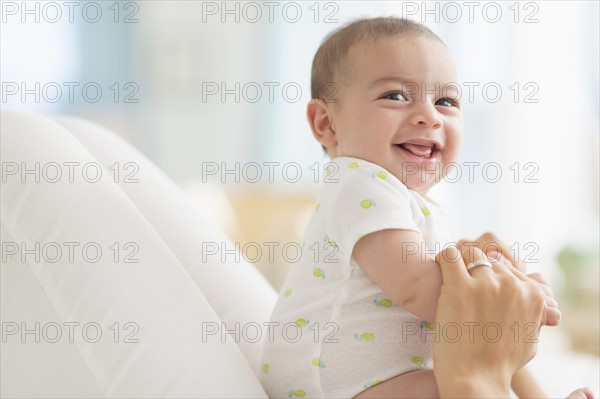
[0,109,271,398]
[1,223,103,398]
[53,116,277,370]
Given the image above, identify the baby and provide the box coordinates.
[259,17,592,399]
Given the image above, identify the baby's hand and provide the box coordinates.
[566,387,595,399]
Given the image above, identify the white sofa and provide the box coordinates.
[1,109,276,398]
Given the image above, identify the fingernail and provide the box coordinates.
[486,251,501,262]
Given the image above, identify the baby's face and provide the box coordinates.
[327,35,463,195]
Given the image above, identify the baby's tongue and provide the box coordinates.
[402,143,432,158]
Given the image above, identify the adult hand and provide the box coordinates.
[433,245,546,399]
[457,231,525,271]
[457,232,561,326]
[526,271,561,326]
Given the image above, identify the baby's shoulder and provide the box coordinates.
[324,156,408,192]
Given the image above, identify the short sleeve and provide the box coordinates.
[320,157,420,265]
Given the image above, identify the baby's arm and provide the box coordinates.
[352,228,441,321]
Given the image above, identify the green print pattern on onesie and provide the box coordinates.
[324,235,338,248]
[312,268,325,278]
[420,320,435,330]
[373,298,393,308]
[295,318,309,328]
[372,170,388,180]
[411,356,428,367]
[360,199,376,209]
[288,389,306,398]
[354,332,375,342]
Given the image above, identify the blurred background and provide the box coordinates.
[2,0,599,378]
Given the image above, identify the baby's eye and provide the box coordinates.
[382,91,408,102]
[435,98,459,107]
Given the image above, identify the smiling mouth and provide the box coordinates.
[396,143,439,160]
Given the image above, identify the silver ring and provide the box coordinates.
[467,259,493,271]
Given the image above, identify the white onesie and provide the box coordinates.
[259,156,454,398]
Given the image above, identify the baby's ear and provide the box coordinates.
[306,99,337,151]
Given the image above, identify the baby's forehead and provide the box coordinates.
[339,35,456,82]
[343,35,440,67]
[346,34,445,61]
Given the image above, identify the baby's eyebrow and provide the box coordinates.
[368,76,414,89]
[369,76,459,96]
